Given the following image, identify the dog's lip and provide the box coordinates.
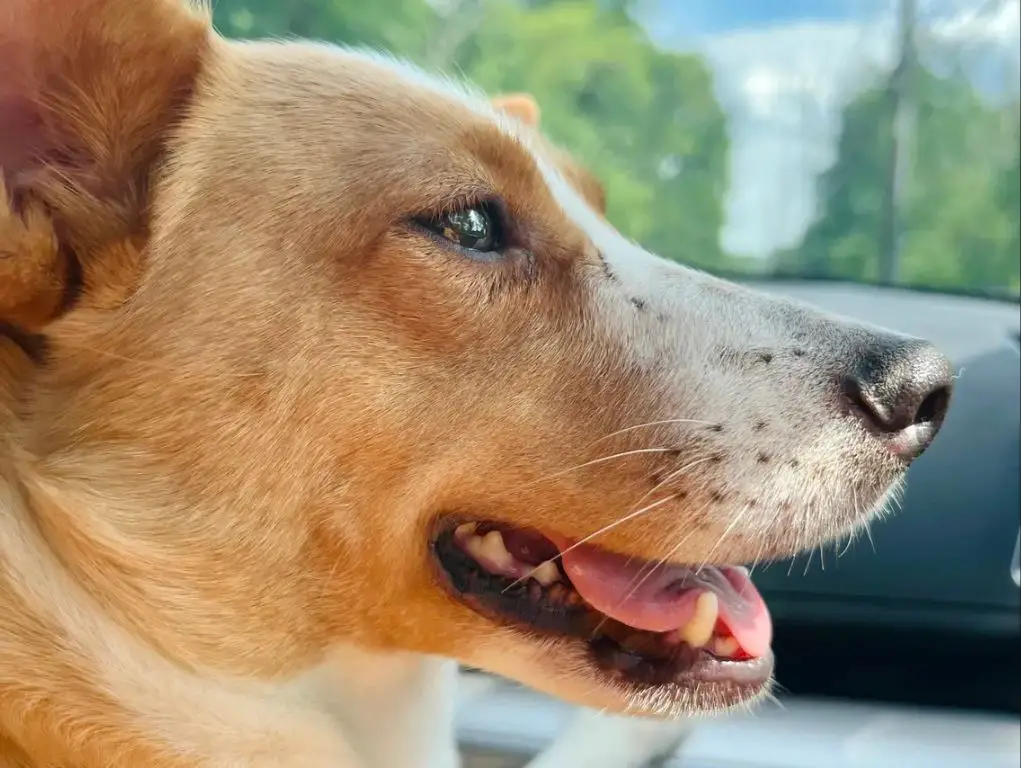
[428,517,775,702]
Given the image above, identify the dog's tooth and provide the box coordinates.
[454,522,478,539]
[531,561,560,587]
[463,534,486,561]
[713,635,740,658]
[479,530,515,571]
[678,591,718,648]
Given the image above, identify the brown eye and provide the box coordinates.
[415,202,504,256]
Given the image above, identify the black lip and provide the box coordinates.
[430,524,775,690]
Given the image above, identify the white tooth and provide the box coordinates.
[464,534,486,560]
[713,636,740,658]
[531,561,560,587]
[480,530,516,571]
[455,522,478,539]
[678,592,718,648]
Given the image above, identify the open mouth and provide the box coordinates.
[431,520,774,699]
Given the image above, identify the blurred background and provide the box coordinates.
[211,1,1020,765]
[211,0,1020,297]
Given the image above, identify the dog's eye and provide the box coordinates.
[415,202,504,255]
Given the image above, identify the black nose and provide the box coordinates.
[840,336,953,461]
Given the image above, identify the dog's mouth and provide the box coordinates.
[431,520,774,698]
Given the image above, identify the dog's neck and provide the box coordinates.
[0,464,462,767]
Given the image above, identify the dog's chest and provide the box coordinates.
[289,648,463,768]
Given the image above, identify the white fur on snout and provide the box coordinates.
[526,151,905,559]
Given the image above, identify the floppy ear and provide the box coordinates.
[491,93,542,128]
[0,0,209,332]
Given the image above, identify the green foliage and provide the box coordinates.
[212,0,437,59]
[209,0,731,271]
[209,0,1018,294]
[777,67,1020,294]
[448,1,728,266]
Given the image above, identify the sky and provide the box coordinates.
[637,0,1021,258]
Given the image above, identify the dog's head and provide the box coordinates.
[1,0,952,717]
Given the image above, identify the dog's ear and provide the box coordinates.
[489,93,606,213]
[0,0,210,331]
[491,93,541,128]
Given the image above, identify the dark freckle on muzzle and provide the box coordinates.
[596,251,618,283]
[629,297,647,311]
[753,420,768,432]
[756,452,771,464]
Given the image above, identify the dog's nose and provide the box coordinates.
[839,335,953,461]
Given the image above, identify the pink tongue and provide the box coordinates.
[560,543,773,659]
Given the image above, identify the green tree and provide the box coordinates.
[212,0,437,59]
[777,66,1019,293]
[210,0,732,271]
[446,0,730,268]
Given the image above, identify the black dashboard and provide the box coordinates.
[739,281,1020,714]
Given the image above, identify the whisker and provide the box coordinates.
[524,447,680,488]
[863,520,876,553]
[695,502,753,574]
[837,531,855,558]
[506,455,717,593]
[586,545,677,639]
[762,690,787,711]
[616,456,715,517]
[501,494,679,593]
[592,418,716,445]
[801,548,815,577]
[587,514,710,638]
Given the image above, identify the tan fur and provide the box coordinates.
[0,0,927,764]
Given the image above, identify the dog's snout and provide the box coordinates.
[839,336,953,461]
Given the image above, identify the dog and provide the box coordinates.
[0,0,954,765]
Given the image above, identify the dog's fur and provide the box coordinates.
[1,1,927,765]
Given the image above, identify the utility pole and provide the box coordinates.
[879,0,917,285]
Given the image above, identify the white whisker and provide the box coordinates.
[501,494,679,593]
[589,501,716,635]
[863,519,876,553]
[586,526,692,638]
[695,502,754,574]
[593,418,716,444]
[837,531,855,558]
[620,456,715,515]
[525,447,679,487]
[802,548,815,577]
